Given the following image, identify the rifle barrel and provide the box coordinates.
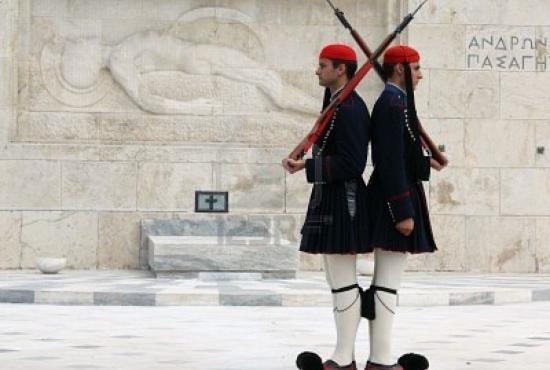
[325,0,337,12]
[412,0,429,17]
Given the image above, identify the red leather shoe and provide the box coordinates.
[364,361,403,370]
[324,359,358,370]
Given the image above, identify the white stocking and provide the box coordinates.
[368,249,407,365]
[323,254,361,366]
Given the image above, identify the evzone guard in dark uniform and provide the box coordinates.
[363,45,437,370]
[283,43,371,370]
[290,44,435,370]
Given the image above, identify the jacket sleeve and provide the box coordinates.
[372,103,414,223]
[304,99,369,184]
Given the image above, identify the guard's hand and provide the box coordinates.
[396,218,414,236]
[430,158,447,171]
[282,158,305,174]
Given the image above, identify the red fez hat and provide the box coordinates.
[319,43,357,62]
[383,45,420,64]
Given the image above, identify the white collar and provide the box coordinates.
[387,82,407,95]
[330,86,345,100]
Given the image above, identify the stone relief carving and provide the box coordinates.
[39,7,318,116]
[41,37,113,107]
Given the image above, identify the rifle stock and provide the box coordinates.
[288,65,372,160]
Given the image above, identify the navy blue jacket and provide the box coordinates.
[370,83,419,223]
[304,91,370,184]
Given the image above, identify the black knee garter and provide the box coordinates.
[331,284,397,320]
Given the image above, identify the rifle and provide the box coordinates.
[326,0,448,169]
[288,0,428,161]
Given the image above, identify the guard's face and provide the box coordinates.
[316,58,340,87]
[409,62,423,90]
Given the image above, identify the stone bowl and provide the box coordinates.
[35,257,67,274]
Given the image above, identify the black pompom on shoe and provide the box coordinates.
[397,353,429,370]
[296,351,324,370]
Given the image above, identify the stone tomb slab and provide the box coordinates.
[144,216,299,279]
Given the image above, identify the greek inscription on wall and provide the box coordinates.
[466,30,549,72]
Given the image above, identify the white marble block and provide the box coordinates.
[219,163,285,212]
[21,211,98,269]
[466,217,537,273]
[501,169,550,216]
[0,160,60,209]
[464,119,535,167]
[137,162,213,211]
[429,168,500,215]
[535,121,550,167]
[429,70,499,119]
[411,0,501,25]
[0,211,21,268]
[536,218,550,273]
[408,24,466,69]
[502,73,550,119]
[144,215,300,278]
[62,161,137,210]
[148,235,298,275]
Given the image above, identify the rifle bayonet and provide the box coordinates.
[396,0,429,34]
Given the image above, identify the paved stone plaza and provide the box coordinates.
[0,301,549,370]
[1,270,550,307]
[0,271,549,369]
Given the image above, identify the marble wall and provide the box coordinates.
[0,0,548,273]
[407,0,550,273]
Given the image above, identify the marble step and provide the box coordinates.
[148,235,298,278]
